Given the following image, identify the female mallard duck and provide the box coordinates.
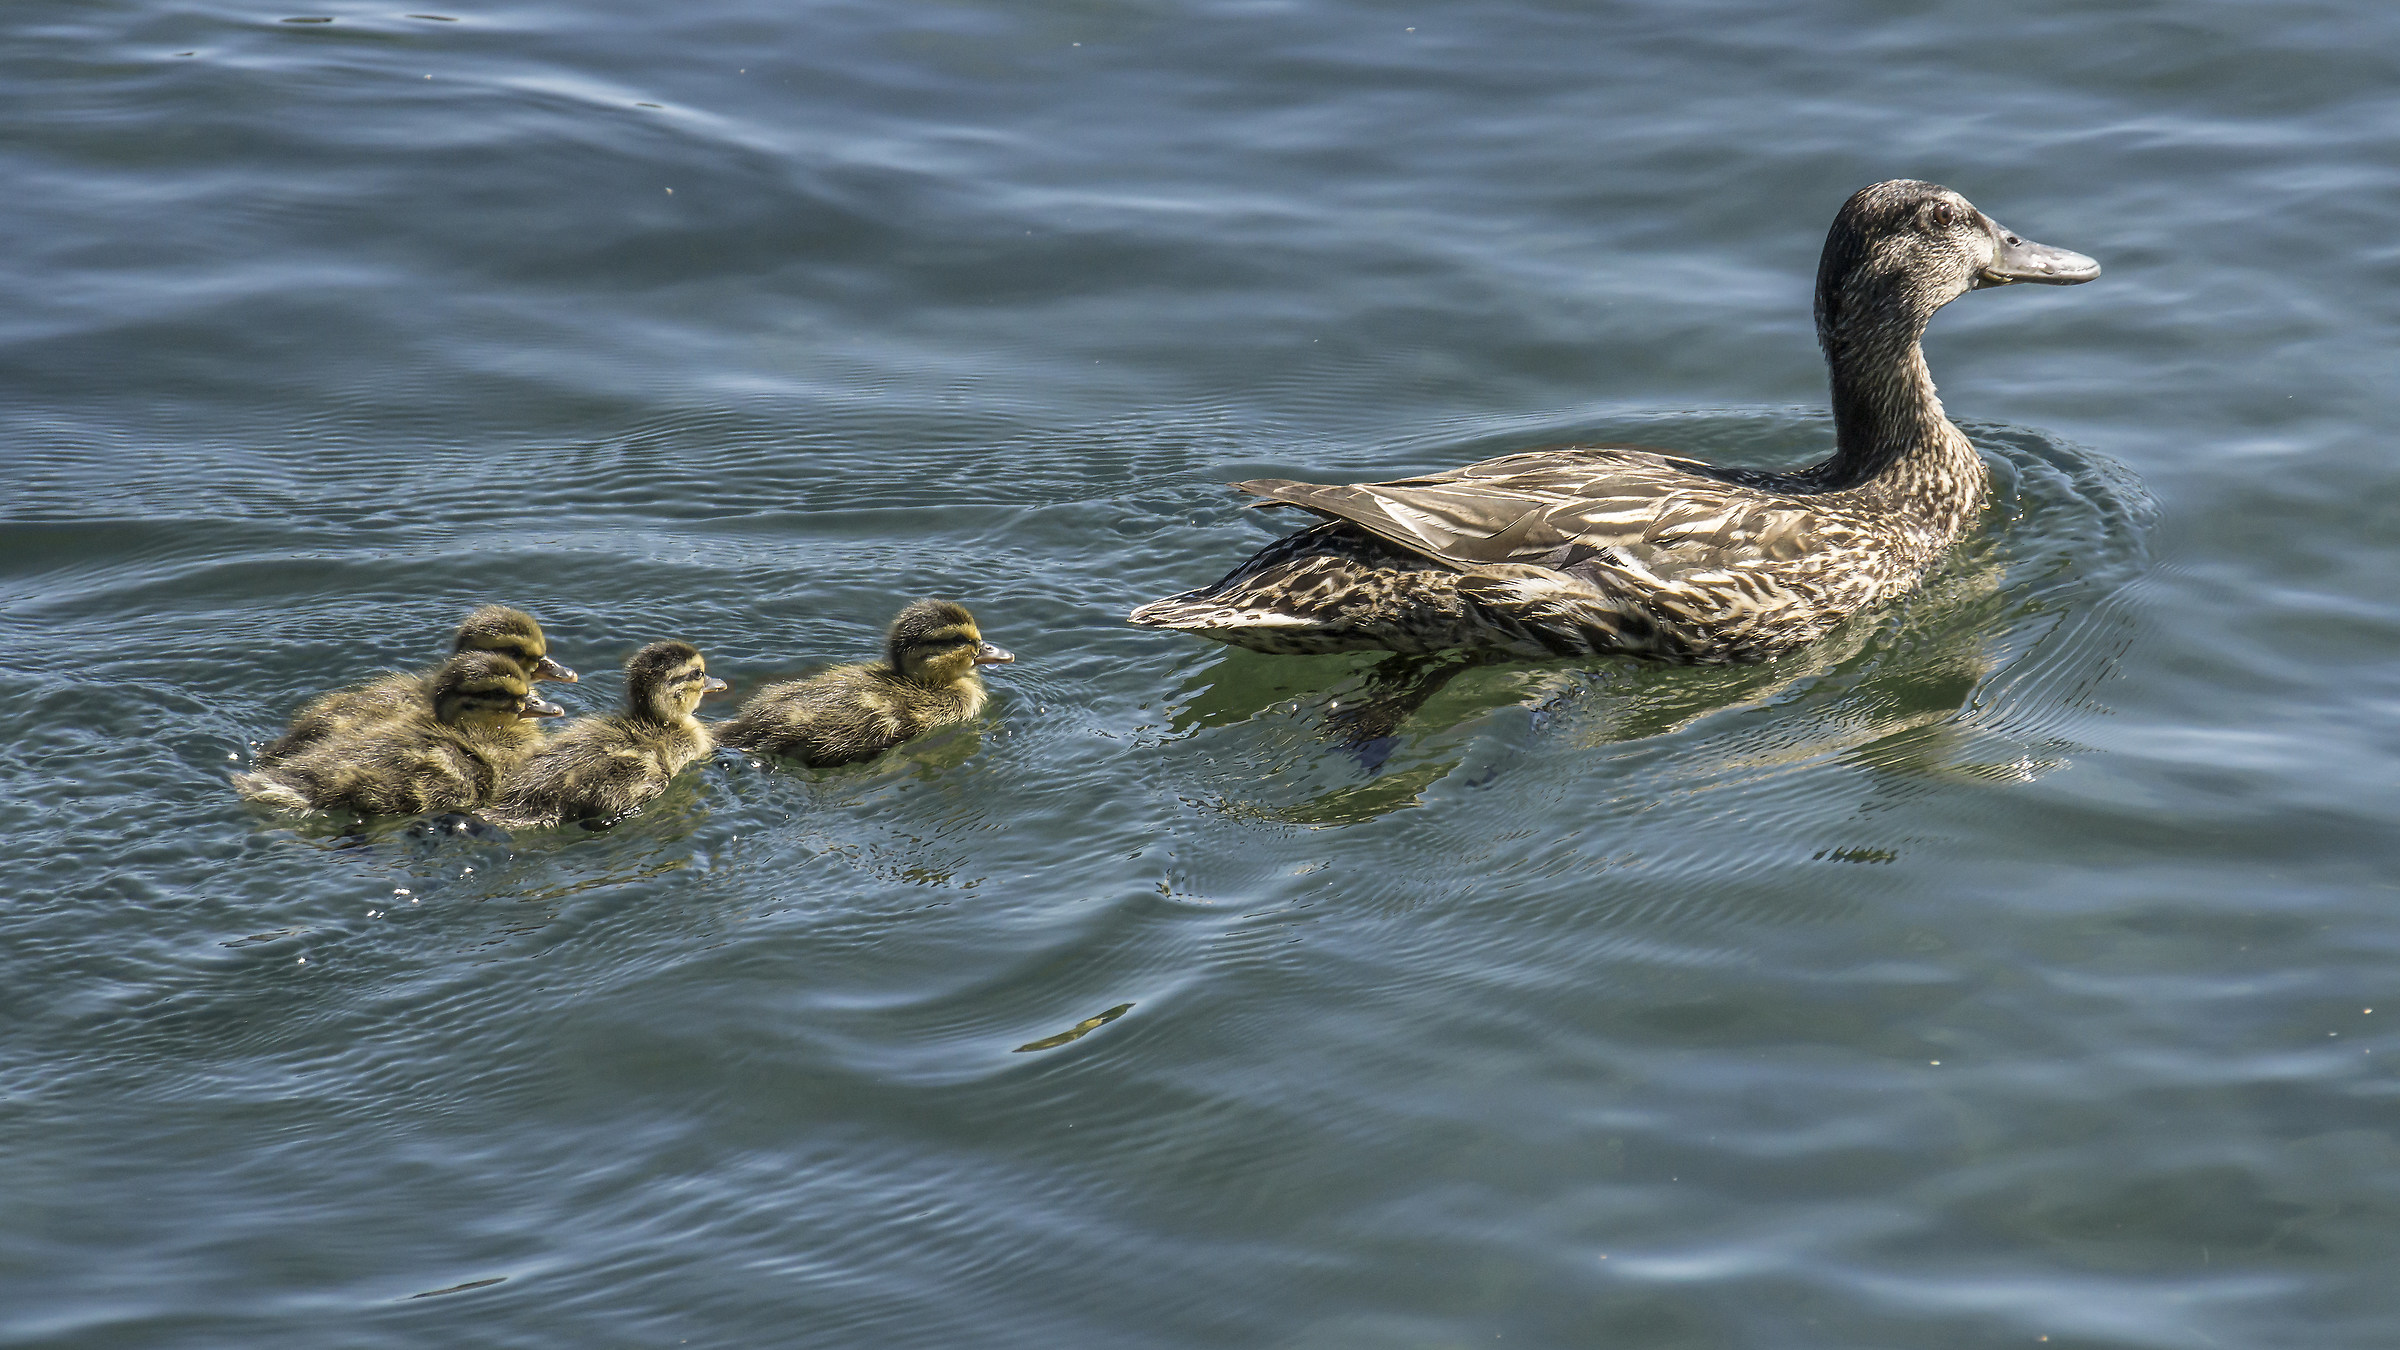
[260,604,577,763]
[233,651,565,816]
[1128,181,2099,664]
[483,641,728,828]
[716,600,1015,767]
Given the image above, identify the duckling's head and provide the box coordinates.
[429,651,567,729]
[454,605,578,683]
[886,599,1014,687]
[622,640,728,722]
[1816,181,2098,350]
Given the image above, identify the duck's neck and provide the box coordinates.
[952,673,988,719]
[898,667,988,714]
[1813,308,1985,538]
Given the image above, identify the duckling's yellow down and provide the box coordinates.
[233,651,563,816]
[717,600,1013,767]
[259,605,575,764]
[483,641,724,829]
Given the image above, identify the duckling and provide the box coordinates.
[233,651,565,816]
[717,600,1014,767]
[260,605,577,764]
[483,641,728,828]
[1129,181,2099,664]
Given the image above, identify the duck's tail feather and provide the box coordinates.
[230,770,312,813]
[1126,592,1315,635]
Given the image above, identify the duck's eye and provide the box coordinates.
[1924,201,1957,230]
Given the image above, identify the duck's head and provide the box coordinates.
[429,651,567,728]
[622,640,728,722]
[886,600,1014,687]
[1815,180,2098,347]
[455,605,577,683]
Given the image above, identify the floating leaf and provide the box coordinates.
[1015,1002,1133,1052]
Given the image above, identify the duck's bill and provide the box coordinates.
[973,641,1016,665]
[1974,216,2101,287]
[520,697,567,719]
[534,655,579,682]
[702,676,731,693]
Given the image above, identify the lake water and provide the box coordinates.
[5,1,2399,1346]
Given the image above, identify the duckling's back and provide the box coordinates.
[717,664,982,768]
[236,717,514,817]
[484,715,711,828]
[257,670,428,764]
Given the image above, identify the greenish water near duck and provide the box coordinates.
[5,2,2399,1346]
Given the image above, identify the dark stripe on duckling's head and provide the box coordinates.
[429,650,556,724]
[886,599,1011,684]
[622,640,723,720]
[453,605,578,683]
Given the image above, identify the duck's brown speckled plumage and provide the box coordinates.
[717,600,1015,768]
[484,641,724,829]
[1128,181,2099,664]
[258,605,576,765]
[232,651,564,816]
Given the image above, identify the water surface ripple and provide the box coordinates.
[4,1,2399,1347]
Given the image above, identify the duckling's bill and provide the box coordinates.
[534,655,579,682]
[973,640,1015,665]
[520,695,567,719]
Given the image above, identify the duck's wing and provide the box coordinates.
[1233,446,1830,577]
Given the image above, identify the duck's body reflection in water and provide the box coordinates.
[1168,589,1993,827]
